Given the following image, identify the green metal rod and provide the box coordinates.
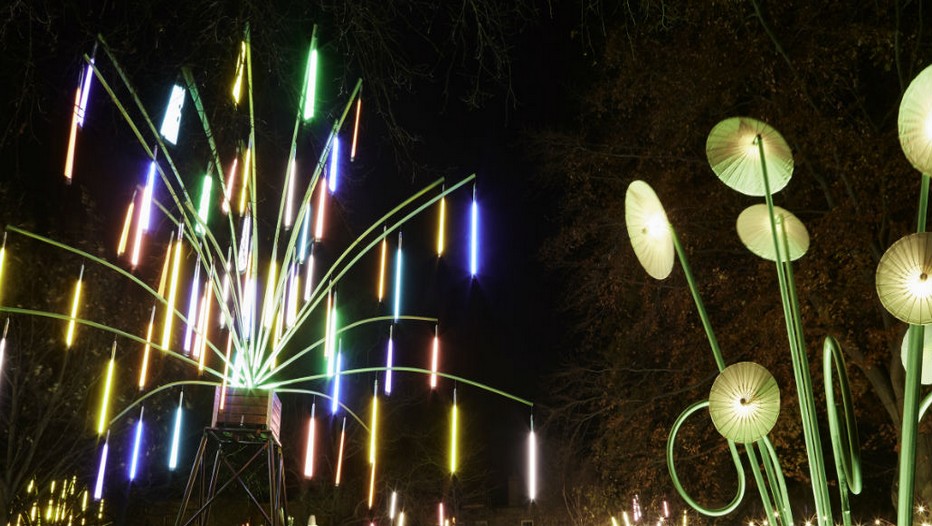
[670,228,726,372]
[757,437,795,526]
[667,400,746,516]
[898,324,925,526]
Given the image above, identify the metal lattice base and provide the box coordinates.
[174,427,288,526]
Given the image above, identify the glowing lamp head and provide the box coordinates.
[909,269,932,298]
[642,213,669,239]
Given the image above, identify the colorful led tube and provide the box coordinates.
[128,406,144,481]
[159,85,185,145]
[96,341,116,435]
[64,265,84,349]
[93,433,109,500]
[303,402,317,478]
[168,391,184,470]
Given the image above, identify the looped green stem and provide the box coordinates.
[667,400,746,516]
[823,335,863,496]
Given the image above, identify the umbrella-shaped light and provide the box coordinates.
[876,232,932,325]
[736,204,809,262]
[624,180,674,280]
[900,328,932,385]
[898,64,932,174]
[708,361,780,444]
[706,117,794,196]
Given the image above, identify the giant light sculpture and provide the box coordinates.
[625,64,932,526]
[0,23,537,526]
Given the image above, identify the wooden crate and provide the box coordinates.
[212,387,282,440]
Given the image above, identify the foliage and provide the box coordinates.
[537,0,931,521]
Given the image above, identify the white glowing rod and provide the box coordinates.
[351,98,361,162]
[232,41,246,104]
[470,185,478,277]
[298,205,310,263]
[168,390,184,470]
[63,86,81,182]
[222,156,238,214]
[439,502,445,526]
[449,389,458,474]
[437,194,446,257]
[159,84,185,145]
[139,160,157,231]
[314,178,327,240]
[384,326,394,395]
[183,261,202,353]
[326,295,338,377]
[303,246,316,301]
[286,262,298,328]
[302,36,318,121]
[219,332,232,410]
[96,341,117,435]
[239,141,252,214]
[64,265,84,349]
[195,286,212,367]
[76,57,94,128]
[237,212,252,272]
[389,491,398,520]
[93,432,109,501]
[611,517,619,526]
[161,235,183,350]
[0,319,8,399]
[0,232,6,299]
[128,406,144,481]
[116,194,135,256]
[303,402,317,478]
[398,511,406,526]
[393,232,403,321]
[196,175,212,235]
[261,261,277,329]
[323,288,334,360]
[430,325,440,389]
[220,248,232,328]
[335,416,346,486]
[328,137,340,194]
[377,228,388,302]
[330,351,342,414]
[285,149,297,228]
[528,416,537,501]
[663,500,669,518]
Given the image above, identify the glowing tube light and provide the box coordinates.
[470,186,478,277]
[140,161,157,232]
[303,402,317,478]
[285,150,296,228]
[314,180,327,240]
[334,416,346,486]
[438,502,445,526]
[220,251,231,328]
[159,85,185,145]
[351,98,361,162]
[389,491,398,520]
[183,262,202,353]
[437,195,446,257]
[93,433,109,500]
[528,416,537,501]
[0,319,8,399]
[304,246,316,301]
[393,232,403,321]
[298,206,310,263]
[261,261,277,329]
[328,137,340,193]
[0,232,6,299]
[232,41,246,105]
[239,142,252,214]
[219,332,232,409]
[63,87,81,182]
[449,389,458,474]
[157,233,174,297]
[369,381,378,464]
[302,43,318,121]
[116,195,135,256]
[367,462,377,510]
[326,297,338,378]
[195,287,212,367]
[196,175,212,235]
[168,391,184,470]
[222,156,238,214]
[128,407,144,481]
[384,326,394,395]
[430,326,439,389]
[286,263,298,328]
[138,307,155,390]
[96,341,117,435]
[64,265,84,349]
[330,351,342,414]
[377,227,387,302]
[161,237,183,351]
[323,289,333,359]
[77,58,94,128]
[237,213,252,273]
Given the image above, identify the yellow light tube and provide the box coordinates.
[369,381,378,464]
[116,196,135,256]
[261,261,277,329]
[161,237,183,350]
[238,144,251,215]
[63,87,81,182]
[450,389,458,474]
[367,462,377,510]
[351,98,362,162]
[335,416,346,486]
[157,234,174,298]
[64,265,84,349]
[96,341,116,435]
[138,306,156,389]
